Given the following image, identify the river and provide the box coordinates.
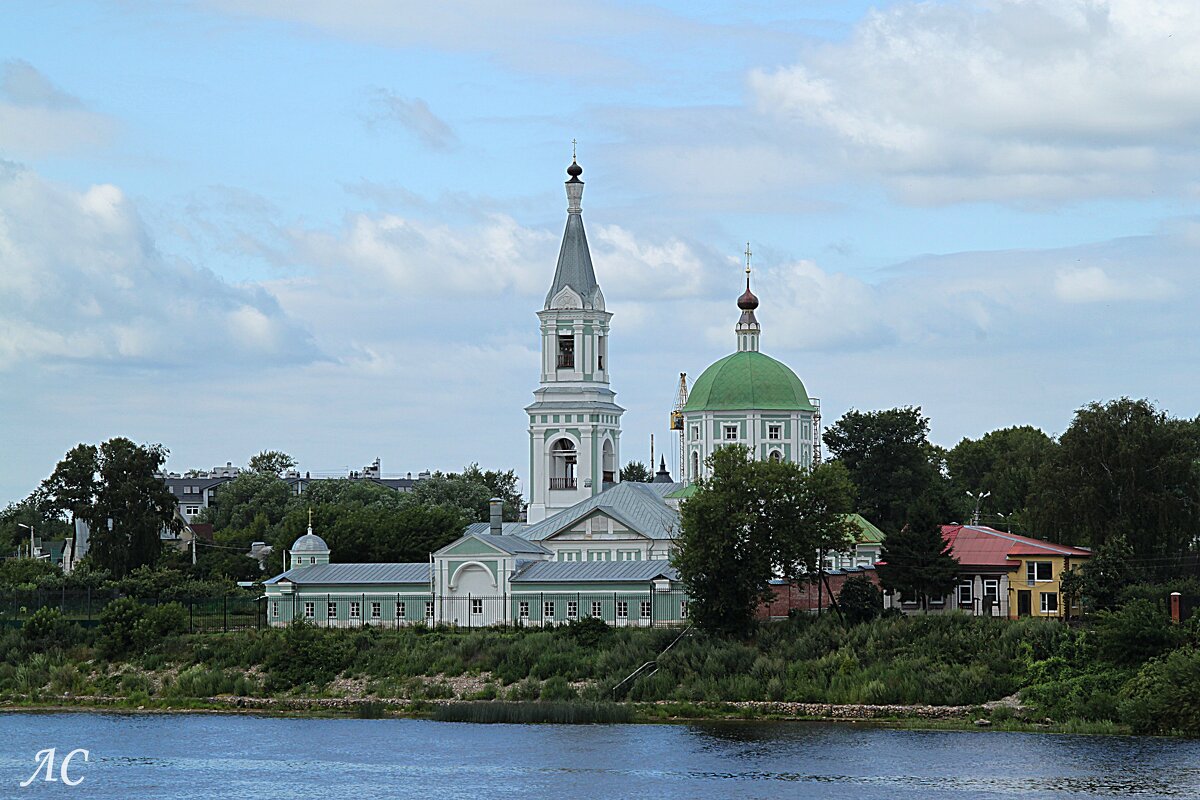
[3,713,1198,799]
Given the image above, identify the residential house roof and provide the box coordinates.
[437,532,551,556]
[942,525,1090,570]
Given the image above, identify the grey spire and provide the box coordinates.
[544,158,603,310]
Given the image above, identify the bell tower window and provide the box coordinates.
[550,438,577,490]
[557,335,575,369]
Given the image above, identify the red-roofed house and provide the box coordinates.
[883,525,1091,619]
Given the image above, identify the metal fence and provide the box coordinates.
[265,591,691,629]
[0,589,264,632]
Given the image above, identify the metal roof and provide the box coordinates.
[544,193,602,310]
[511,560,679,583]
[520,481,682,541]
[683,350,816,412]
[942,525,1091,569]
[264,562,431,585]
[290,532,329,552]
[441,532,550,555]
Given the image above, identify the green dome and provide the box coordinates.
[684,351,815,412]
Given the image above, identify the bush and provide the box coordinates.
[539,676,577,701]
[1094,600,1183,666]
[565,616,611,648]
[837,577,883,624]
[262,621,359,692]
[1120,647,1200,735]
[22,608,84,653]
[96,599,187,659]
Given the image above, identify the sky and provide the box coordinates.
[1,0,1198,504]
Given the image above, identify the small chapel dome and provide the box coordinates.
[737,286,759,311]
[566,160,583,178]
[290,532,329,553]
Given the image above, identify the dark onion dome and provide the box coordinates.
[737,285,759,310]
[566,160,583,179]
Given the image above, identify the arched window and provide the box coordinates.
[602,440,616,484]
[550,438,577,490]
[691,451,699,480]
[769,450,783,463]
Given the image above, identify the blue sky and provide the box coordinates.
[2,0,1198,504]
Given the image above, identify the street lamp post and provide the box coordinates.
[17,523,34,559]
[965,491,990,526]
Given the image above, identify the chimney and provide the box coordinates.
[489,498,504,535]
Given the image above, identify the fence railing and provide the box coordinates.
[0,589,264,632]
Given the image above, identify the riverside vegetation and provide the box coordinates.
[3,596,1199,736]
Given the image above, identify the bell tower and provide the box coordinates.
[526,156,624,523]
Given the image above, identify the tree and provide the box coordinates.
[674,446,856,635]
[40,438,180,578]
[0,495,71,556]
[413,465,523,522]
[838,575,883,624]
[874,497,959,612]
[823,407,947,535]
[248,450,297,476]
[620,461,652,482]
[947,426,1056,531]
[1061,533,1139,613]
[1029,398,1200,561]
[199,471,292,531]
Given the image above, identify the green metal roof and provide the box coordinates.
[683,351,815,412]
[846,513,885,544]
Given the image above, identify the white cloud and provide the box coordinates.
[363,90,458,150]
[750,0,1200,203]
[0,60,115,158]
[1054,265,1173,303]
[0,163,317,370]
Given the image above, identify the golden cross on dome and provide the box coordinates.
[307,508,313,528]
[572,138,577,160]
[744,242,752,275]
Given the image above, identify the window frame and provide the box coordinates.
[590,600,603,619]
[327,601,338,619]
[723,424,739,441]
[567,600,578,619]
[349,601,361,619]
[544,601,555,619]
[424,601,435,619]
[304,601,315,619]
[470,598,483,615]
[767,424,782,441]
[640,600,651,619]
[957,580,973,604]
[396,601,406,619]
[519,601,530,619]
[616,600,628,619]
[1027,561,1053,582]
[1040,592,1059,614]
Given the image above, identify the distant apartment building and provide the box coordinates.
[158,459,427,523]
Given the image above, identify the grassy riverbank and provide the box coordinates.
[4,604,1197,735]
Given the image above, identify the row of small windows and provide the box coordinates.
[512,599,687,620]
[692,423,786,442]
[557,549,647,562]
[272,600,437,619]
[272,599,690,620]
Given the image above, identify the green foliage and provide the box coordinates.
[96,598,187,659]
[22,608,84,653]
[0,558,64,591]
[199,472,292,531]
[1065,534,1140,612]
[675,446,856,634]
[875,501,959,610]
[433,701,633,724]
[0,496,72,557]
[262,620,364,691]
[539,675,578,700]
[1029,398,1200,562]
[247,450,296,477]
[822,406,946,535]
[837,576,883,624]
[946,426,1056,530]
[412,466,521,523]
[1120,647,1200,735]
[565,615,612,648]
[40,438,179,578]
[1094,599,1184,666]
[619,461,652,482]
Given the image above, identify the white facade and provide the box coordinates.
[526,161,624,523]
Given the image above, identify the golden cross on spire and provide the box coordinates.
[307,508,313,528]
[571,138,577,160]
[744,242,752,275]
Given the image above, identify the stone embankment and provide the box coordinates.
[694,701,974,719]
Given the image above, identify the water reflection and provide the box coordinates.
[3,713,1198,800]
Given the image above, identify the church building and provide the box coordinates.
[262,156,879,628]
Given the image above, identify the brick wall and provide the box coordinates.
[756,570,881,619]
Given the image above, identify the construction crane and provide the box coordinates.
[669,372,689,481]
[811,397,822,467]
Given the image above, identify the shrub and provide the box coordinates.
[262,621,358,692]
[22,608,84,653]
[565,616,611,648]
[539,676,577,701]
[1119,647,1200,735]
[1094,600,1183,666]
[838,576,883,624]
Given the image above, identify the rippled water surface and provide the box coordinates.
[4,713,1198,799]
